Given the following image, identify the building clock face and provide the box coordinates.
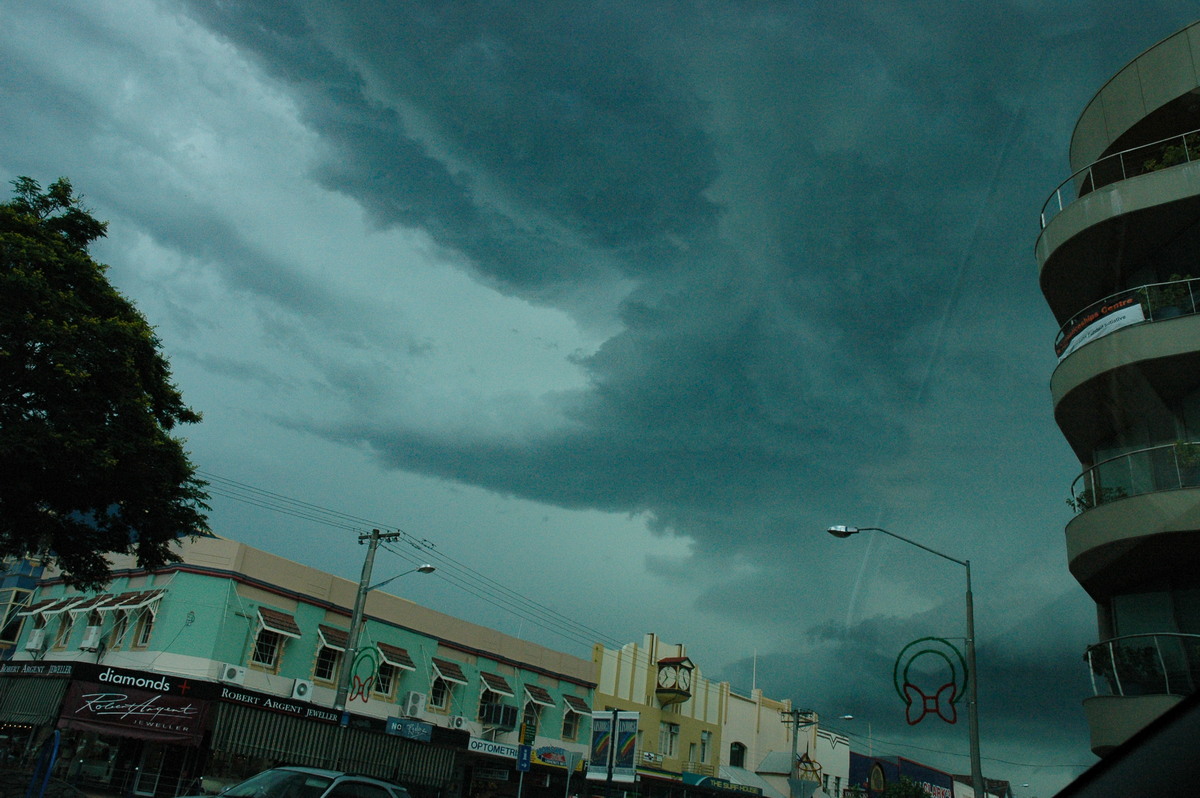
[657,666,677,688]
[678,668,691,691]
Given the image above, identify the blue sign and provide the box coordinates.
[516,744,532,772]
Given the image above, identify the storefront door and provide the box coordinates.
[133,743,167,796]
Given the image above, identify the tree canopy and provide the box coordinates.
[0,176,209,588]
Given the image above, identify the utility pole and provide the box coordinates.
[333,528,402,768]
[781,708,816,798]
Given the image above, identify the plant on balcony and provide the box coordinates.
[1145,274,1195,317]
[1141,132,1200,172]
[1066,486,1128,513]
[1088,643,1165,695]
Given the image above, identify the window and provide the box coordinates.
[429,677,450,710]
[562,709,580,740]
[659,722,679,758]
[522,701,542,736]
[0,589,31,644]
[53,616,72,648]
[374,663,396,697]
[252,629,283,669]
[133,609,155,647]
[699,730,711,763]
[109,611,129,648]
[314,645,341,682]
[729,742,746,768]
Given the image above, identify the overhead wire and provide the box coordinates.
[197,469,625,651]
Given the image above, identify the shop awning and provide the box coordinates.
[378,643,416,671]
[257,607,301,639]
[66,594,113,621]
[431,658,468,685]
[16,599,57,617]
[0,676,70,726]
[562,694,591,714]
[524,684,555,707]
[318,625,349,651]
[480,672,514,697]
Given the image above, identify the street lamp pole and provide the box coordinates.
[333,528,434,767]
[827,525,984,798]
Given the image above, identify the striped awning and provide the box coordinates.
[524,684,555,707]
[0,676,70,726]
[378,643,415,671]
[257,608,301,639]
[480,672,514,697]
[562,694,591,714]
[211,701,456,787]
[431,658,468,685]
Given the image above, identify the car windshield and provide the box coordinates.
[223,770,334,798]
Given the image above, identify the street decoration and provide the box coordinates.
[893,637,967,725]
[348,646,380,702]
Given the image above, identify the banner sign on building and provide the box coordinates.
[58,673,210,744]
[386,716,433,742]
[1056,297,1145,359]
[586,710,638,783]
[682,774,764,795]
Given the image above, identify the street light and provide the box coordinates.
[826,525,984,798]
[838,714,872,757]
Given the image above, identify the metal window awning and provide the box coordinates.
[378,643,416,671]
[66,594,113,621]
[524,685,555,707]
[431,658,468,685]
[562,694,591,714]
[17,599,57,617]
[480,672,514,697]
[258,608,302,639]
[318,625,349,651]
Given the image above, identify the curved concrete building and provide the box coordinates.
[1037,20,1200,756]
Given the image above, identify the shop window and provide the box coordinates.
[373,663,397,697]
[133,609,155,648]
[729,742,746,768]
[314,645,341,682]
[659,722,679,758]
[429,676,450,710]
[252,628,284,670]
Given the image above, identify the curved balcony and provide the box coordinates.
[1069,442,1200,514]
[1054,278,1199,359]
[1040,128,1200,229]
[1086,633,1200,698]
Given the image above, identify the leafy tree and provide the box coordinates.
[0,176,209,588]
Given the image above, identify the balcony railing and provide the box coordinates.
[1069,441,1200,513]
[1054,278,1199,358]
[1040,128,1200,228]
[1086,633,1200,697]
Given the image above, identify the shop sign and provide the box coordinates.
[58,677,210,744]
[474,768,509,781]
[216,684,338,723]
[0,662,73,677]
[386,716,433,742]
[681,774,762,795]
[469,737,518,759]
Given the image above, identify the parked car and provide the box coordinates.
[186,766,412,798]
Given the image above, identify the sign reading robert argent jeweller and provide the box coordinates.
[58,668,211,744]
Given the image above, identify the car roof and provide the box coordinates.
[273,766,408,789]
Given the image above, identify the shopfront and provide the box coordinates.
[0,662,463,797]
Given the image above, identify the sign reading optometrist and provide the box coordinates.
[586,710,638,783]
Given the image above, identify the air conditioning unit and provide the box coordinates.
[24,628,46,652]
[450,715,468,730]
[79,625,102,652]
[219,663,247,685]
[480,703,518,729]
[402,691,427,717]
[291,679,314,701]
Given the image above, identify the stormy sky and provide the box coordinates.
[4,2,1198,794]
